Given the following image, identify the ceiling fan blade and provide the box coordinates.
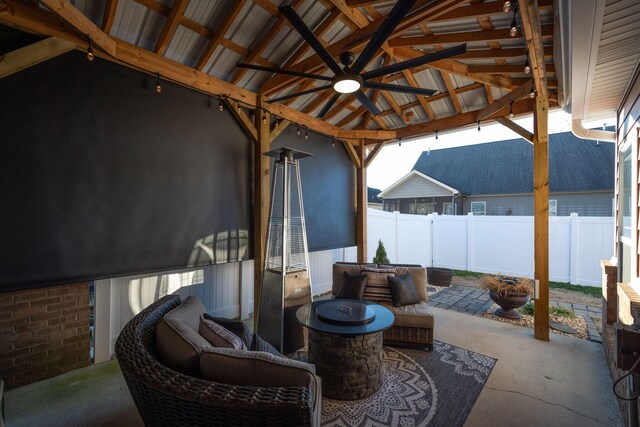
[363,81,437,97]
[350,0,418,74]
[236,62,332,81]
[318,93,341,118]
[268,85,332,103]
[362,44,467,80]
[279,5,343,76]
[355,90,381,116]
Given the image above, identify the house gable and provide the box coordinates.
[379,171,458,199]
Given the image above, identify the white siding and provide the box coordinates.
[383,174,455,199]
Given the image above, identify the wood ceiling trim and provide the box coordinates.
[195,0,247,71]
[388,24,553,47]
[40,0,116,57]
[518,0,549,100]
[259,0,466,96]
[154,0,188,55]
[441,71,462,114]
[101,0,118,33]
[0,36,74,79]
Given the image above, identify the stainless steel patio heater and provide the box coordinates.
[257,147,313,354]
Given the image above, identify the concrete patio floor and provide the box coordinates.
[5,307,623,427]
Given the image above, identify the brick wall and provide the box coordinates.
[0,283,91,389]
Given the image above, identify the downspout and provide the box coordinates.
[556,0,616,143]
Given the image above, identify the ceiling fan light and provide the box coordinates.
[333,74,362,94]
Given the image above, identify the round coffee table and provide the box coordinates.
[296,299,394,400]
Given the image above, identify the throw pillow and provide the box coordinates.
[203,313,253,348]
[252,334,284,357]
[362,267,395,303]
[199,315,247,350]
[388,273,421,307]
[335,271,368,300]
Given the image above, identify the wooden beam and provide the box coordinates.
[337,107,367,128]
[154,0,188,55]
[224,98,257,144]
[101,0,118,33]
[495,117,534,143]
[253,96,271,332]
[0,36,74,79]
[388,24,553,47]
[345,0,381,6]
[533,95,549,341]
[342,139,361,168]
[356,139,367,264]
[195,0,246,71]
[270,119,290,142]
[441,71,462,113]
[468,63,555,75]
[475,80,532,121]
[365,141,385,168]
[518,0,549,100]
[337,128,396,140]
[39,0,117,57]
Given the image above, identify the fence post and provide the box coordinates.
[394,210,400,263]
[569,213,579,284]
[467,212,474,272]
[431,213,437,267]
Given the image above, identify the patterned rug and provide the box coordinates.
[300,341,495,427]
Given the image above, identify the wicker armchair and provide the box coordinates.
[115,295,320,427]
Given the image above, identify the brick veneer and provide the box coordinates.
[0,283,91,389]
[602,260,618,324]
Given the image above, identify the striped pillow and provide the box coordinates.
[199,315,246,350]
[362,267,395,303]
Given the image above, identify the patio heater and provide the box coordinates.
[256,147,313,354]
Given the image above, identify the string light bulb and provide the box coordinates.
[435,130,439,140]
[509,102,514,119]
[237,105,242,113]
[503,0,511,13]
[86,45,94,61]
[297,126,301,137]
[510,17,518,37]
[524,57,531,74]
[304,130,309,140]
[331,138,335,148]
[218,100,224,111]
[262,114,267,125]
[274,118,279,128]
[529,81,536,98]
[399,138,402,147]
[155,72,162,94]
[477,121,481,132]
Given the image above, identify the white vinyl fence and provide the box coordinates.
[368,208,613,287]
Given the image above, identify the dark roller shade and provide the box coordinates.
[271,127,356,251]
[0,49,252,290]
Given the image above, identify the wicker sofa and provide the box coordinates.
[115,295,321,427]
[332,262,434,351]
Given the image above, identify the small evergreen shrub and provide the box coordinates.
[372,239,390,265]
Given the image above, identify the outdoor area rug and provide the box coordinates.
[301,341,496,427]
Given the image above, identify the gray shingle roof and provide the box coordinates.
[368,187,383,203]
[411,131,614,195]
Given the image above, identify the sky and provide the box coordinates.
[366,110,614,191]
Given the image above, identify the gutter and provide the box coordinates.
[556,0,616,143]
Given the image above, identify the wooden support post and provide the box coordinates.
[253,97,270,331]
[533,96,549,341]
[356,139,367,264]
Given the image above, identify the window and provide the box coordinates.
[384,200,399,212]
[443,203,454,215]
[470,201,486,215]
[549,199,557,216]
[619,144,633,283]
[409,199,435,215]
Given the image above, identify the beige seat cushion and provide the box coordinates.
[200,347,319,395]
[380,301,434,329]
[156,296,210,376]
[389,266,428,301]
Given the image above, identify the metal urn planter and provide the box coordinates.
[488,290,530,320]
[427,267,453,287]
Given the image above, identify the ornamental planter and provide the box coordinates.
[427,267,453,287]
[488,290,530,320]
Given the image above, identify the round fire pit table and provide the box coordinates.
[296,299,394,400]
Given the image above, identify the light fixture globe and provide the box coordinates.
[333,74,363,94]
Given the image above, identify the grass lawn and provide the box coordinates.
[452,270,601,298]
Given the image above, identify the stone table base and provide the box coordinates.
[307,329,383,400]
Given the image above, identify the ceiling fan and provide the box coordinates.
[236,1,466,118]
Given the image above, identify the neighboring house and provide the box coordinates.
[379,131,614,216]
[367,187,383,210]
